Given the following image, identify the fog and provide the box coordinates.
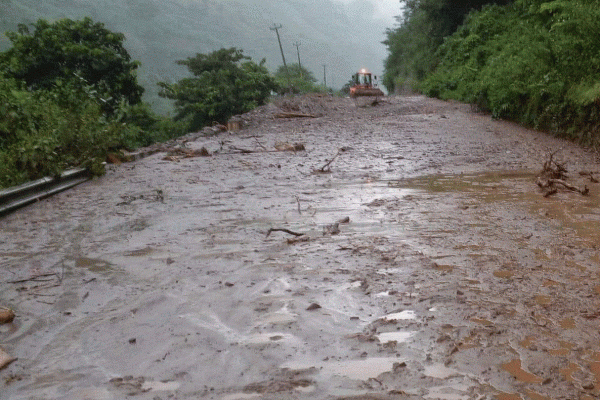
[1,0,404,110]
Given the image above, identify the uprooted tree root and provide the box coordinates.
[536,150,589,196]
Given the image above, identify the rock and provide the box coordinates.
[0,307,15,324]
[0,347,16,370]
[306,303,321,311]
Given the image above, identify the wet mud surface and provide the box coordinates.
[1,95,600,399]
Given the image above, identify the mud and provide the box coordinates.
[1,94,599,399]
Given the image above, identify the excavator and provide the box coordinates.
[349,68,384,99]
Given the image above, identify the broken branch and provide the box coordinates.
[266,228,305,238]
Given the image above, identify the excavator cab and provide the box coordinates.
[350,68,384,99]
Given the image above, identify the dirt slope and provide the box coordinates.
[1,95,600,400]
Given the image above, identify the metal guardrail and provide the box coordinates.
[0,168,90,217]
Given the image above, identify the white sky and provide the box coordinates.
[334,0,403,25]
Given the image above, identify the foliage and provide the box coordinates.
[383,0,510,93]
[0,17,144,114]
[0,74,138,188]
[158,47,278,131]
[0,17,193,189]
[419,0,600,144]
[273,63,324,94]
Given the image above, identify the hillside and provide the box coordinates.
[0,0,395,112]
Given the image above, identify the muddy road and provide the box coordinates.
[1,95,600,400]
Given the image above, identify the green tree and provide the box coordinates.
[383,0,511,93]
[419,0,600,144]
[273,63,323,94]
[0,17,144,113]
[158,48,278,131]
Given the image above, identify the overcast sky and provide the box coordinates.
[334,0,403,25]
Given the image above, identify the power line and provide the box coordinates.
[269,23,291,89]
[293,41,302,75]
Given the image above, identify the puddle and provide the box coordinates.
[559,318,575,329]
[493,270,514,279]
[74,257,113,273]
[326,357,401,380]
[282,357,402,381]
[397,171,600,246]
[382,310,417,321]
[560,362,581,383]
[243,333,296,345]
[534,295,552,307]
[125,247,155,256]
[222,393,261,400]
[470,317,494,327]
[501,359,543,384]
[376,331,415,344]
[141,380,180,392]
[524,389,551,400]
[496,393,523,400]
[424,363,460,379]
[425,383,470,400]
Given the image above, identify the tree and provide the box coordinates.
[158,48,278,131]
[0,17,144,113]
[273,64,322,94]
[383,0,511,93]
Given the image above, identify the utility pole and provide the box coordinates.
[293,41,302,78]
[270,24,291,89]
[322,64,327,87]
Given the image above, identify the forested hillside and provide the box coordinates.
[384,0,600,145]
[1,0,391,112]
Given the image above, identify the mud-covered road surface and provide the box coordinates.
[1,95,600,400]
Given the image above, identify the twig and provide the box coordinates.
[8,273,58,284]
[548,179,589,195]
[266,228,305,238]
[315,148,346,173]
[274,112,316,118]
[296,196,302,215]
[253,136,268,151]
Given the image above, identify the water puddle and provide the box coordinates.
[501,359,543,384]
[424,382,470,400]
[381,310,416,321]
[424,363,460,379]
[243,332,297,345]
[376,331,415,344]
[524,389,551,400]
[222,393,261,400]
[560,362,581,383]
[141,380,180,392]
[282,357,403,381]
[396,171,600,245]
[493,270,514,279]
[74,257,113,273]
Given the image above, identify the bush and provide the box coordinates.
[418,0,600,145]
[158,48,278,131]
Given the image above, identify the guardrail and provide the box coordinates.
[0,168,90,216]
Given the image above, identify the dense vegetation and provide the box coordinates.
[273,64,326,95]
[384,0,600,145]
[0,20,288,189]
[158,48,277,132]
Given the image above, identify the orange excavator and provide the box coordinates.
[349,68,384,99]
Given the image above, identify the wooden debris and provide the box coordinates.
[314,148,348,173]
[163,147,211,161]
[537,151,589,196]
[274,142,306,152]
[266,228,305,238]
[287,236,310,245]
[274,112,316,119]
